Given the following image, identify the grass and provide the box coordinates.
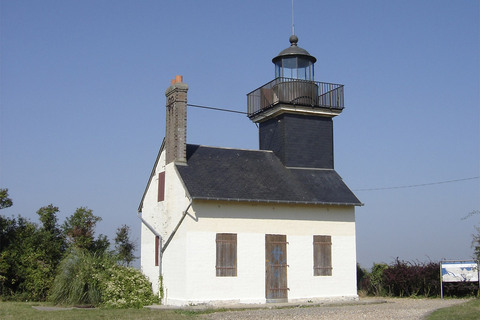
[3,298,477,320]
[427,298,480,320]
[0,301,196,320]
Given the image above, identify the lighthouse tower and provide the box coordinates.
[247,35,345,169]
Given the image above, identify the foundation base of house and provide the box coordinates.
[148,295,359,308]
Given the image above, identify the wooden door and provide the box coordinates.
[265,234,288,302]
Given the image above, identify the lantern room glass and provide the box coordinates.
[275,57,314,81]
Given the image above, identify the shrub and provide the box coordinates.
[362,259,443,297]
[357,263,366,290]
[382,259,440,297]
[49,248,158,308]
[364,263,388,296]
[100,265,158,308]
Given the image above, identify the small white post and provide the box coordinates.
[477,260,479,297]
[440,261,444,299]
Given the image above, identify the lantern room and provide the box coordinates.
[247,34,345,122]
[272,34,316,81]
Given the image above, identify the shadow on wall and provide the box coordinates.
[191,200,355,223]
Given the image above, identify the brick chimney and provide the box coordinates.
[165,75,188,165]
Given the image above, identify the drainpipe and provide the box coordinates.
[161,199,193,254]
[137,199,192,303]
[137,211,162,275]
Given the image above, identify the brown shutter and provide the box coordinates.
[158,172,165,202]
[313,235,332,276]
[155,236,160,266]
[216,233,237,277]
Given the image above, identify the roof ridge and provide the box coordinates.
[287,167,336,171]
[188,144,274,153]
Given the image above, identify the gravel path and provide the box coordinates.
[201,298,467,320]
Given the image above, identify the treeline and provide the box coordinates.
[0,188,157,308]
[358,259,479,298]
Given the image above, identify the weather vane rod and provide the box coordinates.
[292,0,295,35]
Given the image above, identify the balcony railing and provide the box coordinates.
[247,77,344,118]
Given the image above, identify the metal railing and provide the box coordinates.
[247,77,344,117]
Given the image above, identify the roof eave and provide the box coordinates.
[190,196,363,207]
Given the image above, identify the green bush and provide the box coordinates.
[101,265,159,308]
[366,263,388,296]
[49,248,158,308]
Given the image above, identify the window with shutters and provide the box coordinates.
[155,236,160,266]
[313,235,332,276]
[157,172,165,202]
[216,233,237,277]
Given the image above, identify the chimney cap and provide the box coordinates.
[170,75,183,86]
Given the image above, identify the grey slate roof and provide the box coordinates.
[175,144,362,206]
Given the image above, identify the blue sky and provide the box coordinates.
[1,0,478,268]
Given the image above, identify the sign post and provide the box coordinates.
[440,260,479,299]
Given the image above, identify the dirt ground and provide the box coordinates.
[200,297,468,320]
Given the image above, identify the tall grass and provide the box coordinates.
[49,248,113,306]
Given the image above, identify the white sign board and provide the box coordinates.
[441,261,479,283]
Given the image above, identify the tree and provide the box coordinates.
[0,216,34,297]
[0,188,13,210]
[91,234,110,254]
[0,205,67,300]
[463,210,480,260]
[0,215,17,251]
[37,205,66,260]
[62,207,109,254]
[469,210,480,260]
[34,205,66,294]
[114,225,136,266]
[473,227,480,261]
[37,204,60,233]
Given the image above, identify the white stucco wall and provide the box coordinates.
[140,148,191,295]
[140,147,193,297]
[162,200,357,306]
[139,149,166,293]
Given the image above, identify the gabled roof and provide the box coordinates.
[175,144,362,206]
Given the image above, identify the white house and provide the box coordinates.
[138,35,362,306]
